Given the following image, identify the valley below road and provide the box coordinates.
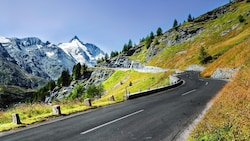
[0,71,226,141]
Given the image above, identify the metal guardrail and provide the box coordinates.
[124,79,184,100]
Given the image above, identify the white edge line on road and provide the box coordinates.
[80,109,144,135]
[181,89,197,96]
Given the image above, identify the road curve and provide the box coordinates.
[0,71,226,141]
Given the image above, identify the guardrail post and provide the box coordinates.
[84,98,92,106]
[109,95,115,101]
[52,105,61,115]
[123,94,128,100]
[12,113,22,124]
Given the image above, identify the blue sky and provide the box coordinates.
[0,0,229,53]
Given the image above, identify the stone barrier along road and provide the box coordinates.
[126,79,184,100]
[12,113,22,124]
[52,105,61,115]
[84,98,92,106]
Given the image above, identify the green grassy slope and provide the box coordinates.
[101,70,170,102]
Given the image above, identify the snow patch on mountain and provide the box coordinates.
[45,51,56,58]
[0,36,10,43]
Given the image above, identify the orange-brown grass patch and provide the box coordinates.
[189,64,250,140]
[201,36,250,77]
[208,26,250,56]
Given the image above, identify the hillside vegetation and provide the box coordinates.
[145,1,250,71]
[127,1,250,140]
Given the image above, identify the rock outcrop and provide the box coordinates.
[194,3,234,23]
[99,55,144,69]
[45,69,114,103]
[211,68,238,79]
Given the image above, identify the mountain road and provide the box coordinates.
[0,71,226,141]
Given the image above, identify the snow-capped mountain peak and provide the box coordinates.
[70,35,81,42]
[58,36,105,66]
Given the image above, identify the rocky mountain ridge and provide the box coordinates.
[0,36,105,80]
[0,43,47,88]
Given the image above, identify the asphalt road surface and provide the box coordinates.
[0,71,226,141]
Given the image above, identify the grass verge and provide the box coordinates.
[0,70,170,132]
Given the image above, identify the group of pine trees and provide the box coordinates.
[139,27,163,49]
[96,14,196,63]
[29,62,105,103]
[57,63,88,87]
[173,14,195,28]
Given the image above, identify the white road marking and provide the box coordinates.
[205,82,209,85]
[182,89,197,96]
[80,109,144,135]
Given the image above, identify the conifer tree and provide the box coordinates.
[173,19,178,28]
[122,43,128,53]
[81,63,88,77]
[188,14,193,22]
[128,39,133,49]
[150,32,154,39]
[156,27,163,36]
[198,46,212,64]
[110,51,119,58]
[72,63,81,80]
[47,80,56,91]
[58,70,71,87]
[144,36,152,49]
[104,53,109,61]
